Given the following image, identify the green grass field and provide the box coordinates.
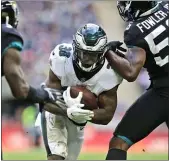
[3,148,168,160]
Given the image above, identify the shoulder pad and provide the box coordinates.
[2,24,23,43]
[125,22,133,31]
[49,43,73,77]
[124,22,146,49]
[49,43,73,61]
[124,22,140,43]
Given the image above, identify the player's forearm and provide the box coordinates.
[105,50,136,82]
[7,73,56,103]
[11,83,54,104]
[14,83,29,99]
[43,102,67,116]
[5,68,30,99]
[6,72,53,103]
[90,109,113,125]
[4,48,56,103]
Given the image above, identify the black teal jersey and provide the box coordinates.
[1,24,24,76]
[124,2,169,80]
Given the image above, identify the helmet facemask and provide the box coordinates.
[73,43,106,72]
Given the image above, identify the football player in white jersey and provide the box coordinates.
[35,23,123,160]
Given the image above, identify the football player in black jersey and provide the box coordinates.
[105,1,169,160]
[1,1,66,159]
[1,1,64,104]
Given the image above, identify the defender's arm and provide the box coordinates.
[3,48,57,103]
[3,48,29,99]
[105,47,146,82]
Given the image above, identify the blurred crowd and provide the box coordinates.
[17,1,97,86]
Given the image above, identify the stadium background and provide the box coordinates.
[1,1,168,160]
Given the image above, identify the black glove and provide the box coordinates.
[106,41,127,52]
[26,84,63,104]
[106,41,127,58]
[39,84,65,112]
[40,83,64,103]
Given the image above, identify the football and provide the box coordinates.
[70,86,98,110]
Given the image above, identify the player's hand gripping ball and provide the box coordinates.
[70,86,98,110]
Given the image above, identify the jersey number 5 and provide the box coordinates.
[145,23,169,67]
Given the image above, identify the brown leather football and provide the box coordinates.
[70,86,98,110]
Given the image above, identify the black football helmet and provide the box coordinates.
[73,23,107,72]
[117,1,159,22]
[1,1,19,28]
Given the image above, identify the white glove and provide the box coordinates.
[63,87,83,107]
[63,87,94,124]
[67,103,94,124]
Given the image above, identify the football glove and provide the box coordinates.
[106,41,127,53]
[63,87,94,124]
[63,86,83,107]
[67,103,94,124]
[41,83,63,102]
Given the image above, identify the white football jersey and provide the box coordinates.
[49,43,123,96]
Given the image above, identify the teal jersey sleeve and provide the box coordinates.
[2,41,23,56]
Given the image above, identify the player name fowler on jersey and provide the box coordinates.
[49,43,123,96]
[136,5,168,33]
[124,2,169,80]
